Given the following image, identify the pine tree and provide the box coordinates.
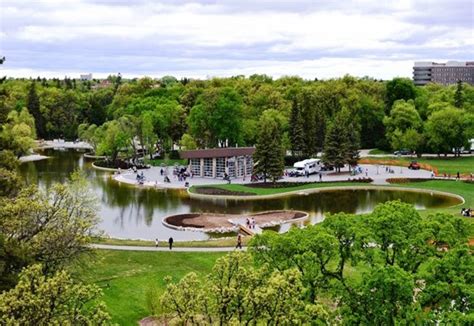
[300,90,317,157]
[254,113,285,183]
[454,80,463,108]
[322,114,348,173]
[344,110,361,169]
[27,81,45,138]
[313,105,326,153]
[289,99,304,155]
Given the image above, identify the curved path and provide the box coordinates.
[91,243,245,252]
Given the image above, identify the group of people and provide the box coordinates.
[461,208,472,217]
[155,237,174,250]
[136,171,145,184]
[246,217,256,229]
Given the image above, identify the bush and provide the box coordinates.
[94,159,148,170]
[169,150,181,160]
[246,178,373,188]
[386,178,436,184]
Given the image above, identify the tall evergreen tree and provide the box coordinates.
[299,90,317,157]
[454,80,463,108]
[343,108,361,169]
[289,98,304,155]
[27,82,45,138]
[313,105,326,153]
[323,113,349,172]
[254,111,285,183]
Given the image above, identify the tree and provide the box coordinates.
[454,80,463,108]
[139,111,158,159]
[160,252,329,325]
[253,110,285,183]
[179,133,197,150]
[1,108,36,157]
[96,120,130,162]
[322,111,352,172]
[383,100,422,151]
[188,87,243,147]
[345,265,417,325]
[0,172,100,287]
[425,108,469,156]
[27,82,45,138]
[385,78,417,111]
[0,264,111,325]
[289,98,304,155]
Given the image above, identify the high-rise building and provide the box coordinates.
[413,61,474,86]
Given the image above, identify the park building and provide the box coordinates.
[413,61,474,86]
[180,147,255,178]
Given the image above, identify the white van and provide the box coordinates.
[293,159,321,176]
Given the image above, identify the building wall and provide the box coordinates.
[413,62,474,86]
[187,155,253,178]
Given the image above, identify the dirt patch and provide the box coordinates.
[164,210,308,230]
[194,187,256,196]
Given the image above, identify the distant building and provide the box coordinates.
[180,147,255,178]
[80,73,93,81]
[413,61,474,86]
[91,79,112,90]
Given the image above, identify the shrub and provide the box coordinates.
[169,150,181,160]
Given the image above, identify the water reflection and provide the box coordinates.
[18,150,460,241]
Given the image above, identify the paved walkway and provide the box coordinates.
[112,163,432,189]
[91,243,245,252]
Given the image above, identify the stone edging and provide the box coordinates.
[187,185,465,206]
[83,153,106,159]
[91,162,120,172]
[162,210,310,233]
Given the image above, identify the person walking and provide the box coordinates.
[236,234,242,249]
[365,168,368,177]
[168,237,174,250]
[457,171,460,180]
[155,238,159,248]
[319,173,322,182]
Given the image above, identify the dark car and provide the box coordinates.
[393,149,412,156]
[408,161,420,170]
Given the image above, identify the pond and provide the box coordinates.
[19,149,461,241]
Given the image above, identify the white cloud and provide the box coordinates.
[1,0,473,78]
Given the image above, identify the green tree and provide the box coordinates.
[0,264,111,325]
[385,77,417,111]
[0,172,100,286]
[289,98,304,155]
[454,80,464,108]
[323,111,350,172]
[26,82,45,138]
[253,110,285,183]
[1,108,36,157]
[383,100,422,151]
[425,108,469,156]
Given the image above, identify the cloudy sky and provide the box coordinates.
[0,0,472,79]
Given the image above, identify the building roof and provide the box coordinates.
[180,147,255,159]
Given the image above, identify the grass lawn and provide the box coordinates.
[368,148,391,155]
[361,156,474,175]
[77,250,224,325]
[191,181,372,196]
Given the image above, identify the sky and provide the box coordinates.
[0,0,473,80]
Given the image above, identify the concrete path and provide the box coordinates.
[91,243,245,252]
[112,163,432,190]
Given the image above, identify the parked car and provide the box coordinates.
[408,161,420,170]
[393,149,412,156]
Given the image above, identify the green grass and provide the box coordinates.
[362,156,474,175]
[77,250,223,325]
[368,148,391,155]
[191,181,372,196]
[144,158,187,166]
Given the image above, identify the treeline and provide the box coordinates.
[1,75,473,160]
[157,201,473,324]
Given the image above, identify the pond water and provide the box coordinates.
[19,150,461,241]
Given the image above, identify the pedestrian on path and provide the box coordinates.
[168,237,174,250]
[155,238,159,248]
[457,172,460,180]
[365,168,368,177]
[319,173,322,182]
[236,234,242,249]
